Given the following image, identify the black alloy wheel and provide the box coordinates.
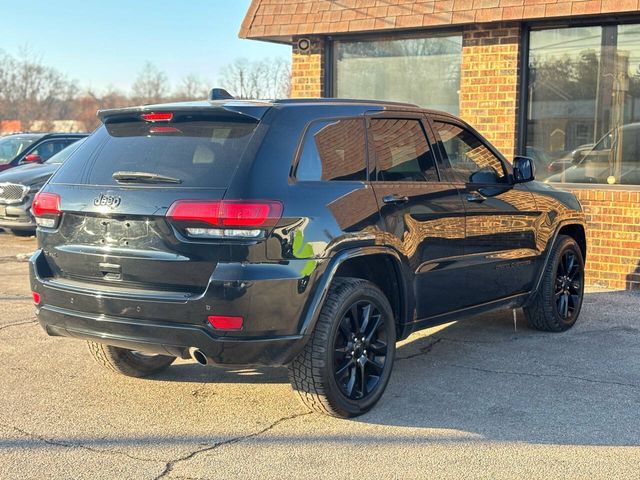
[333,300,389,400]
[288,277,396,417]
[554,249,583,320]
[524,234,585,332]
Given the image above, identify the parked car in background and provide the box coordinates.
[525,146,553,178]
[0,133,87,172]
[547,123,640,185]
[0,139,86,235]
[545,143,594,177]
[30,95,587,417]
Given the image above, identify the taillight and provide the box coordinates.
[32,291,41,305]
[208,315,243,330]
[32,192,61,228]
[141,112,173,122]
[166,200,282,239]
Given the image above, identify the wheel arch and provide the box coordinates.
[299,247,413,340]
[526,220,587,306]
[558,223,586,260]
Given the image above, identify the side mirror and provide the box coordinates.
[513,156,535,183]
[24,154,42,163]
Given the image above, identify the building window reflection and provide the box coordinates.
[527,23,640,185]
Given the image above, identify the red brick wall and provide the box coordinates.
[460,23,520,158]
[570,188,640,290]
[291,36,324,98]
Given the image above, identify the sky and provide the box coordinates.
[0,0,289,93]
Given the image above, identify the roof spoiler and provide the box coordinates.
[98,103,269,124]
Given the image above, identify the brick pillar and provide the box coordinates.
[570,188,640,290]
[459,23,521,158]
[291,36,325,98]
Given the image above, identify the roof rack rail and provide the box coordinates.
[209,88,234,101]
[273,98,419,108]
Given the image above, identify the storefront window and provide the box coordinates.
[527,24,640,185]
[334,35,462,115]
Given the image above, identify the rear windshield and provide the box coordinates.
[51,118,258,188]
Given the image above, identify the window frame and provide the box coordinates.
[365,112,443,184]
[519,16,640,190]
[430,116,511,185]
[290,116,369,183]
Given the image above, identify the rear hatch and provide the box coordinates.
[37,107,268,295]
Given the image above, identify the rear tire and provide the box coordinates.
[288,277,396,418]
[524,235,585,332]
[87,341,175,377]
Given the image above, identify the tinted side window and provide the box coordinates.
[32,140,71,161]
[369,118,438,182]
[434,121,507,184]
[296,118,366,181]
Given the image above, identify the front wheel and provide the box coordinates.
[87,341,175,377]
[288,277,396,418]
[524,234,585,332]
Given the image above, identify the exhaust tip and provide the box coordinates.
[189,347,208,366]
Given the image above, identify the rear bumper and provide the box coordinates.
[30,249,319,366]
[37,305,304,365]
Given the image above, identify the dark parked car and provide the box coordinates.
[547,123,640,185]
[0,139,85,234]
[0,133,87,172]
[30,96,587,417]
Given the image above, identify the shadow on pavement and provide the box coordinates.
[3,291,636,451]
[143,290,640,447]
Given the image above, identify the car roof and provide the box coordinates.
[1,133,45,139]
[98,98,452,122]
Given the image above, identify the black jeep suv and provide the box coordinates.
[30,97,586,417]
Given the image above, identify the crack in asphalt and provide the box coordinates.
[445,364,640,390]
[154,411,312,479]
[396,338,443,361]
[0,423,161,464]
[0,319,37,331]
[0,255,29,263]
[0,295,32,301]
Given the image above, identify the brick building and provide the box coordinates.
[240,0,640,289]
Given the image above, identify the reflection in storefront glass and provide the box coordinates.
[527,24,640,185]
[335,35,462,114]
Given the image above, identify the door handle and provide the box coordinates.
[382,193,409,205]
[466,192,486,203]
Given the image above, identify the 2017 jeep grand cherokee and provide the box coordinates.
[30,96,586,417]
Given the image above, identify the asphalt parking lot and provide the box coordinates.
[0,232,639,479]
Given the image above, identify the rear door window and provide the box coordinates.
[52,118,258,188]
[295,118,366,181]
[31,139,73,161]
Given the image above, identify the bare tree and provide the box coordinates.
[0,47,78,128]
[219,57,291,99]
[174,74,209,101]
[76,86,130,131]
[131,62,168,104]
